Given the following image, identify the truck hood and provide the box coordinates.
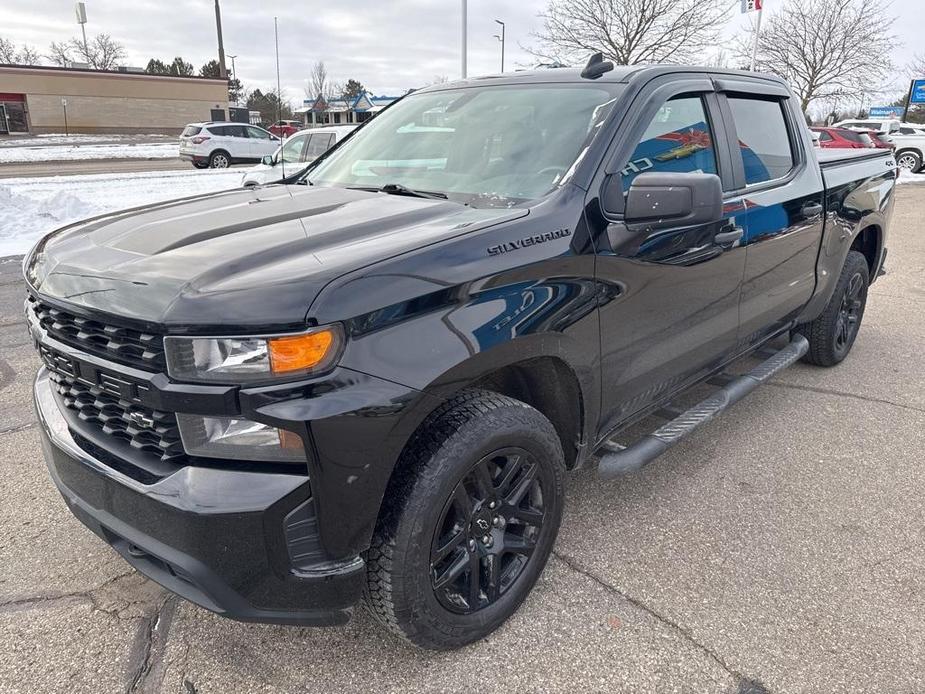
[27,184,526,329]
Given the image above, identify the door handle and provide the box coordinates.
[802,202,824,217]
[714,227,744,246]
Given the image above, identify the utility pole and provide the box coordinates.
[227,54,238,105]
[460,0,468,79]
[75,3,89,62]
[750,5,763,72]
[494,19,505,73]
[214,0,228,79]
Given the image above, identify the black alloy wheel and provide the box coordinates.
[430,448,546,613]
[834,271,864,357]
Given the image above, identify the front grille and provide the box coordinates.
[47,369,186,466]
[28,295,166,371]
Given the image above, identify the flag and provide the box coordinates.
[741,0,762,12]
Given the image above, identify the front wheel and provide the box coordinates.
[364,390,565,650]
[797,250,869,366]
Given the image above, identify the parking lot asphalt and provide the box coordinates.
[0,186,922,693]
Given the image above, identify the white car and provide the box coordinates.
[834,118,900,135]
[179,122,280,169]
[241,125,357,187]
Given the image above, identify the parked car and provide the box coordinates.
[861,130,894,149]
[810,126,874,149]
[26,64,894,651]
[834,118,900,135]
[268,120,304,138]
[888,131,925,172]
[241,125,357,187]
[179,122,280,169]
[898,123,925,136]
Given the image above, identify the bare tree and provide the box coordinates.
[1,36,41,65]
[526,0,731,66]
[740,0,895,113]
[47,33,125,70]
[46,41,72,66]
[908,53,925,79]
[308,61,328,99]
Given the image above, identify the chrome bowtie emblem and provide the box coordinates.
[129,411,155,430]
[476,518,490,531]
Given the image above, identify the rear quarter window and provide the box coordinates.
[181,126,202,137]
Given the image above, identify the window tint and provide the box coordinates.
[247,126,272,140]
[305,133,334,159]
[840,129,866,144]
[727,97,794,184]
[206,125,226,136]
[621,95,717,192]
[280,135,306,163]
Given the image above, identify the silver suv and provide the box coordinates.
[179,122,280,169]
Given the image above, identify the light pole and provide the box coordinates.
[227,54,238,105]
[214,0,228,79]
[494,19,505,73]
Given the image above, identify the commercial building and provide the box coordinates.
[0,64,229,135]
[296,92,401,126]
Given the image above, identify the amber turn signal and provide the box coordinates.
[268,329,337,374]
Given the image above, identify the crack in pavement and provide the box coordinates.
[0,421,37,436]
[767,380,925,415]
[127,596,176,694]
[0,569,136,613]
[552,551,770,693]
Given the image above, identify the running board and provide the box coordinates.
[597,334,809,480]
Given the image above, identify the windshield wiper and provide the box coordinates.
[347,183,447,200]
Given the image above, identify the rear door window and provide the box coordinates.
[305,133,335,160]
[621,95,718,192]
[726,96,795,185]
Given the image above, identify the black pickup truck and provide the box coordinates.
[24,62,895,650]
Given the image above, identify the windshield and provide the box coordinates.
[304,84,621,207]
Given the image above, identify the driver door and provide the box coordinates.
[593,86,747,434]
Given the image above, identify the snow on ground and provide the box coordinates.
[0,133,174,148]
[0,168,242,257]
[897,170,925,185]
[0,142,178,163]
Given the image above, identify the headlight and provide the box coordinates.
[177,414,306,462]
[164,324,343,383]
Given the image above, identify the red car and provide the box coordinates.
[811,126,874,149]
[860,130,894,150]
[267,120,303,138]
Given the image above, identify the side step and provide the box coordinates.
[597,334,809,479]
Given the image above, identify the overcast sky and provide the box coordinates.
[3,0,922,105]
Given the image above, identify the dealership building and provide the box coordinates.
[0,64,229,135]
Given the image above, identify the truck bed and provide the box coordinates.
[816,147,893,168]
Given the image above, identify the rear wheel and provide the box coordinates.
[896,150,922,173]
[797,250,869,366]
[364,390,565,650]
[208,150,231,169]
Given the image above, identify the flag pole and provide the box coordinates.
[750,6,763,72]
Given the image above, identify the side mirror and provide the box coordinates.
[262,155,275,166]
[622,172,723,232]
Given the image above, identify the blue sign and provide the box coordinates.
[869,106,904,118]
[912,79,925,105]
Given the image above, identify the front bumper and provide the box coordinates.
[34,368,365,625]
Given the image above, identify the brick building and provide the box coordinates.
[0,64,229,135]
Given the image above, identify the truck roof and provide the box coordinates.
[421,64,789,92]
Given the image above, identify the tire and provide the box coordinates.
[896,149,922,173]
[796,250,869,367]
[208,150,231,169]
[364,389,566,650]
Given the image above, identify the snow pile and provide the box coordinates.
[897,169,925,185]
[0,142,178,163]
[0,168,242,257]
[0,133,174,148]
